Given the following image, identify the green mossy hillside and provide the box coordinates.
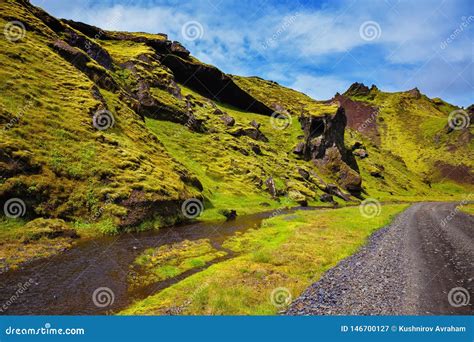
[343,86,473,184]
[0,0,471,264]
[0,0,199,231]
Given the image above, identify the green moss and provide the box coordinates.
[232,75,338,115]
[98,39,155,64]
[459,203,474,215]
[128,239,227,290]
[0,0,472,276]
[0,217,78,271]
[345,89,473,182]
[0,4,198,231]
[120,204,408,315]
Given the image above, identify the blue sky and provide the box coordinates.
[32,0,473,106]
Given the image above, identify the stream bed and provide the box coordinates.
[0,206,324,315]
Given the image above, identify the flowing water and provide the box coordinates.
[0,206,324,315]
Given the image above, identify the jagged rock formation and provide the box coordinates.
[295,108,362,196]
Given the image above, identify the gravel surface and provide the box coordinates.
[286,202,474,315]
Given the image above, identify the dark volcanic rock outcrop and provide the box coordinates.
[51,40,119,92]
[62,19,274,120]
[160,55,274,116]
[228,126,269,142]
[343,82,371,97]
[296,108,362,196]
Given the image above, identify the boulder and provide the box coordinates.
[370,171,384,178]
[320,194,334,203]
[297,168,310,180]
[353,148,368,158]
[265,177,277,198]
[351,142,365,150]
[297,107,362,196]
[298,199,308,207]
[293,142,305,155]
[228,127,268,142]
[250,120,261,129]
[51,40,119,92]
[250,144,262,155]
[220,114,235,126]
[170,41,190,58]
[325,184,351,201]
[221,209,237,221]
[63,28,114,70]
[160,55,274,115]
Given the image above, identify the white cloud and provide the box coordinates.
[31,0,473,106]
[289,74,351,100]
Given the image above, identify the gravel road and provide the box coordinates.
[286,202,473,315]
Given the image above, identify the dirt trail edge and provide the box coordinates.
[286,202,473,315]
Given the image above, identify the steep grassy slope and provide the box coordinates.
[340,84,473,185]
[0,1,200,230]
